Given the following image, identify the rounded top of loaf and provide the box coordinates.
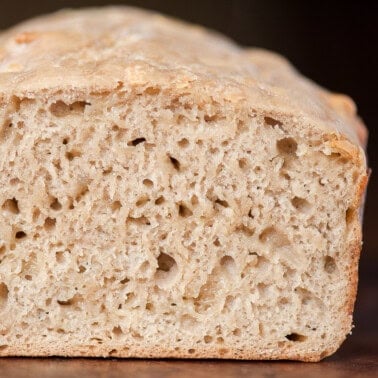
[0,6,367,147]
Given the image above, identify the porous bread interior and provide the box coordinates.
[0,87,364,361]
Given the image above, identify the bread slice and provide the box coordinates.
[0,7,368,361]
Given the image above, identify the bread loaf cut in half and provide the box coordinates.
[0,7,368,361]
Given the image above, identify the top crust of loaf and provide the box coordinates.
[0,6,367,150]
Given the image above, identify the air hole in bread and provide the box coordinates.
[50,100,89,117]
[15,231,26,239]
[57,299,72,306]
[62,138,69,145]
[213,238,221,247]
[78,265,86,273]
[0,283,9,309]
[0,119,13,140]
[103,167,113,175]
[345,207,355,225]
[9,178,20,186]
[188,348,196,354]
[142,178,153,187]
[168,155,180,170]
[217,337,224,344]
[291,196,311,213]
[233,328,241,336]
[218,348,229,355]
[204,114,219,123]
[2,198,19,214]
[120,277,129,284]
[0,245,6,255]
[144,86,161,95]
[222,295,235,313]
[204,335,213,343]
[157,252,176,272]
[238,158,248,169]
[220,256,236,275]
[50,198,62,211]
[324,256,336,274]
[155,196,165,205]
[237,119,248,133]
[277,137,298,155]
[285,333,307,342]
[24,275,32,281]
[44,217,56,231]
[177,138,189,148]
[145,302,153,311]
[127,215,151,226]
[65,149,82,161]
[178,203,193,218]
[235,224,255,237]
[112,326,123,337]
[189,195,198,207]
[111,200,122,212]
[264,116,283,127]
[55,252,64,263]
[128,137,146,146]
[136,196,150,207]
[215,198,229,208]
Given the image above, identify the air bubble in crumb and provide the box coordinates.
[15,231,27,239]
[155,196,165,205]
[215,198,229,208]
[157,252,176,272]
[178,203,193,218]
[55,252,64,263]
[111,201,122,212]
[345,207,355,225]
[264,116,283,127]
[291,196,311,213]
[0,283,9,309]
[65,149,82,161]
[204,335,213,343]
[277,137,297,154]
[324,256,336,273]
[142,179,153,187]
[50,198,62,211]
[44,217,56,230]
[2,198,19,214]
[168,155,180,170]
[178,138,189,148]
[285,333,307,342]
[128,137,146,146]
[112,326,123,337]
[233,328,241,336]
[220,256,236,275]
[238,158,248,169]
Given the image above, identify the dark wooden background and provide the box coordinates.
[0,1,376,375]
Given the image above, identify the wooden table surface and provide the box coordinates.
[0,261,377,378]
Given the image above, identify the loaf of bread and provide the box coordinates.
[0,7,368,361]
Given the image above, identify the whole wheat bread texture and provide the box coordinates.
[0,7,368,361]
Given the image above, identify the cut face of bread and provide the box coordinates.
[0,7,368,361]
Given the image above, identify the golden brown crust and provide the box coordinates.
[0,7,367,148]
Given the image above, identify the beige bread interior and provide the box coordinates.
[0,7,368,361]
[0,86,366,361]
